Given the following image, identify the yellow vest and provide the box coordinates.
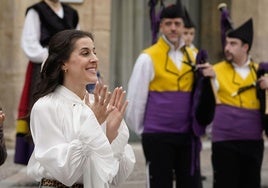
[214,61,260,109]
[144,37,196,92]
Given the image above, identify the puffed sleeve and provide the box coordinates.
[28,97,119,187]
[109,120,136,185]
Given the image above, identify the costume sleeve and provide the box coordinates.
[125,53,154,135]
[0,125,7,165]
[21,9,48,63]
[109,120,135,185]
[212,64,221,91]
[28,97,119,187]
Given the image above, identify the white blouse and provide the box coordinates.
[27,85,135,188]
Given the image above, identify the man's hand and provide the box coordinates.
[197,62,216,78]
[258,75,268,90]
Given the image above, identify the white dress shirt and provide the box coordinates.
[125,35,185,135]
[231,58,251,79]
[27,85,135,188]
[21,5,79,63]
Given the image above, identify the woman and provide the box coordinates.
[27,29,135,188]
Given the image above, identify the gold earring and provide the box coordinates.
[64,69,68,73]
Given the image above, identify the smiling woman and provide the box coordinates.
[27,29,135,188]
[61,34,99,95]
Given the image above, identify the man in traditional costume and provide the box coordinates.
[200,18,268,188]
[126,1,205,187]
[15,0,79,165]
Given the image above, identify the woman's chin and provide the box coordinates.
[86,77,98,84]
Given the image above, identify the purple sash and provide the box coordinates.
[212,105,263,142]
[143,91,192,133]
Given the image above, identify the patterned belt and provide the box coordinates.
[40,178,83,188]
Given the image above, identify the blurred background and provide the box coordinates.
[1,0,268,145]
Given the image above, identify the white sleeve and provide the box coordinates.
[28,98,119,187]
[21,9,48,63]
[109,120,136,185]
[125,53,154,135]
[211,77,219,91]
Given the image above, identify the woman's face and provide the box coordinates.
[62,37,99,88]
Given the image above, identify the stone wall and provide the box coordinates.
[0,0,111,148]
[232,0,268,63]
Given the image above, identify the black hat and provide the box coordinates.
[183,6,195,28]
[160,0,185,19]
[226,18,253,50]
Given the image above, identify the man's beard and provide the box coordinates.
[225,51,233,62]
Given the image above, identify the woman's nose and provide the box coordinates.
[90,53,99,63]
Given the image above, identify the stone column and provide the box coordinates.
[232,0,268,62]
[200,0,232,63]
[0,0,33,148]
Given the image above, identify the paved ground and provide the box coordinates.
[0,140,267,188]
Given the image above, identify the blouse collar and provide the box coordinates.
[55,85,86,104]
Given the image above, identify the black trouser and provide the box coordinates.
[212,140,264,188]
[142,133,202,188]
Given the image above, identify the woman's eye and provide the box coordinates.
[81,50,96,56]
[82,52,89,56]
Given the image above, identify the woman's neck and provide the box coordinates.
[63,82,87,100]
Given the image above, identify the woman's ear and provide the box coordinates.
[61,63,67,72]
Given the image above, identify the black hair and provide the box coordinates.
[33,29,94,102]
